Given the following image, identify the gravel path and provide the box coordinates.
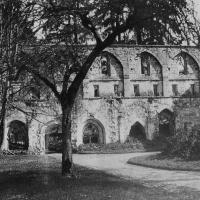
[50,152,200,191]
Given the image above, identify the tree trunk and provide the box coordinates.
[0,83,8,147]
[61,103,73,175]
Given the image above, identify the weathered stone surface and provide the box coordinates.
[2,45,200,153]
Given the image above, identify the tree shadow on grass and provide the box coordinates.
[0,156,200,200]
[0,167,148,200]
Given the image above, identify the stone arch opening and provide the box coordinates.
[83,119,105,144]
[175,52,200,95]
[175,52,199,76]
[45,122,62,152]
[8,120,29,150]
[141,52,163,96]
[159,109,175,137]
[129,122,146,140]
[88,51,124,97]
[102,51,125,96]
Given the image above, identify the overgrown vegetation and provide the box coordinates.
[77,136,166,154]
[128,125,200,171]
[78,142,144,154]
[163,125,200,160]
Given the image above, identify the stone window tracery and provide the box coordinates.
[83,123,99,144]
[178,53,188,75]
[100,55,110,76]
[153,84,159,96]
[134,84,140,96]
[141,54,150,76]
[94,85,99,97]
[172,84,178,96]
[114,84,120,96]
[176,52,199,75]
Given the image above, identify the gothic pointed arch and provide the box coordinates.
[175,51,199,76]
[83,118,105,144]
[174,51,200,95]
[140,52,163,96]
[159,109,175,137]
[129,121,146,140]
[45,121,62,152]
[87,51,124,97]
[8,120,29,150]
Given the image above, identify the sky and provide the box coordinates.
[193,0,200,18]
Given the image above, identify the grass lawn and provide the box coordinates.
[128,153,200,171]
[0,154,200,200]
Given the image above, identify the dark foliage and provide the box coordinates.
[163,125,200,160]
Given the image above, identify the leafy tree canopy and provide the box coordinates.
[37,0,193,45]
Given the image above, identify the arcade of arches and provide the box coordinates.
[2,46,200,153]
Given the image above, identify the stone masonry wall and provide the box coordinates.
[2,45,200,153]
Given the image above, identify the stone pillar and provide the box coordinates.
[123,75,130,97]
[162,64,170,97]
[117,115,122,143]
[1,124,8,150]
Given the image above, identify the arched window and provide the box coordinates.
[87,51,125,98]
[45,123,62,152]
[140,52,163,96]
[100,54,110,76]
[8,120,28,150]
[175,52,199,75]
[141,53,151,75]
[83,119,105,144]
[83,123,99,144]
[141,52,162,77]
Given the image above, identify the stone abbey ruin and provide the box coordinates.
[2,45,200,154]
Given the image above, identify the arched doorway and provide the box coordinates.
[45,123,62,153]
[129,122,146,140]
[159,109,175,137]
[8,120,29,150]
[83,119,105,144]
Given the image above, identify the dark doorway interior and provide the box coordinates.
[8,120,29,150]
[83,123,99,144]
[83,119,105,144]
[45,123,62,153]
[159,109,174,137]
[129,122,146,140]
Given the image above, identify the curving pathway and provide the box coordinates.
[50,152,200,191]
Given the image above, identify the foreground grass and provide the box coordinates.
[128,153,200,171]
[0,155,200,200]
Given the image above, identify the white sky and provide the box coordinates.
[193,0,200,18]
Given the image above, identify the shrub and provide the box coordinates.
[163,125,200,160]
[77,140,145,153]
